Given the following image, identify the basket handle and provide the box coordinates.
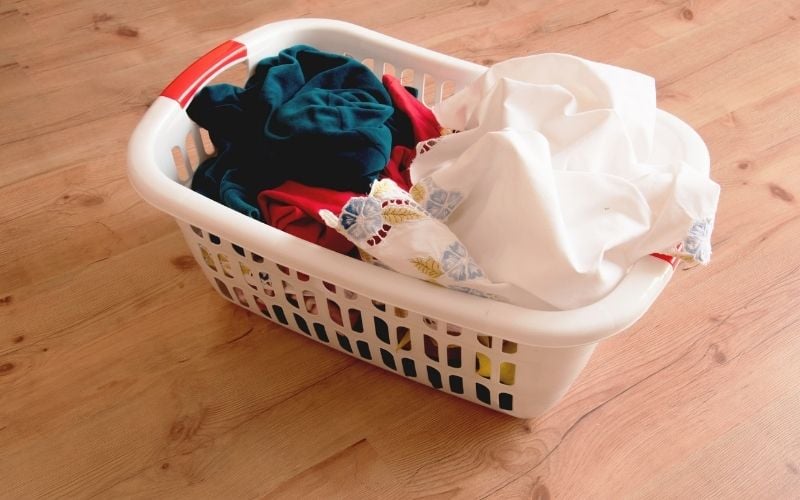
[650,252,678,268]
[160,40,248,108]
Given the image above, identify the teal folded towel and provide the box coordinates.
[188,45,394,218]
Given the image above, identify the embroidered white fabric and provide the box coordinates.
[408,53,720,310]
[320,179,551,308]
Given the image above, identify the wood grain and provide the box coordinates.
[2,0,799,498]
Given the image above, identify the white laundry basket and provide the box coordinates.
[128,19,706,418]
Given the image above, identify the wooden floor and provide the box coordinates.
[2,0,800,497]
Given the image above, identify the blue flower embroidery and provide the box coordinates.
[440,241,484,281]
[340,197,383,242]
[421,178,463,220]
[683,217,714,264]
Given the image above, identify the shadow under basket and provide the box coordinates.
[127,19,702,418]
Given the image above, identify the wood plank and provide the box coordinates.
[1,0,799,497]
[266,439,411,499]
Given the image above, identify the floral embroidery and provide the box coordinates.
[340,197,383,241]
[326,180,428,247]
[380,200,426,223]
[410,256,444,280]
[414,177,463,220]
[321,178,496,303]
[440,241,484,281]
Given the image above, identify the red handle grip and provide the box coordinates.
[650,252,679,268]
[161,40,247,108]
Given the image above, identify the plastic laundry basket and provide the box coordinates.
[128,19,708,418]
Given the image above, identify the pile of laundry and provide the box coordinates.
[188,45,720,310]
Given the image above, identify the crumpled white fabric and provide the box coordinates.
[320,178,548,307]
[409,53,720,310]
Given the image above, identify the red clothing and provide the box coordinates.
[382,74,442,143]
[257,181,357,254]
[383,145,415,191]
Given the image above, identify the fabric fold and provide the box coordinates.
[408,53,719,309]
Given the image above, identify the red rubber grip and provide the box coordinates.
[161,40,247,108]
[650,252,679,268]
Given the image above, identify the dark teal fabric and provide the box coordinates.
[188,45,394,219]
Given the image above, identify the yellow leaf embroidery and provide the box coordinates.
[410,257,443,280]
[357,248,375,263]
[381,205,425,223]
[410,183,426,203]
[370,179,393,198]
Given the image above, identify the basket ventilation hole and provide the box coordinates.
[372,300,386,312]
[303,291,319,315]
[184,133,200,178]
[217,254,234,278]
[323,281,337,293]
[477,335,493,348]
[297,271,310,282]
[199,245,217,271]
[447,345,461,368]
[277,264,291,275]
[502,340,518,354]
[380,348,396,370]
[199,127,214,156]
[232,286,248,307]
[239,262,257,290]
[476,352,491,380]
[446,323,462,336]
[476,383,491,405]
[231,243,245,257]
[427,366,443,389]
[214,278,232,300]
[327,299,344,326]
[396,327,411,351]
[440,80,457,103]
[336,332,352,353]
[251,252,264,263]
[499,362,516,385]
[208,233,220,245]
[400,68,415,88]
[361,58,375,71]
[259,272,275,297]
[348,308,364,332]
[374,317,390,344]
[422,73,436,107]
[272,305,288,325]
[356,340,371,360]
[449,375,464,394]
[190,225,203,238]
[499,393,513,411]
[382,62,396,77]
[293,314,310,335]
[423,316,438,330]
[170,146,191,184]
[254,296,270,317]
[423,335,439,362]
[394,307,408,318]
[401,358,417,377]
[283,281,299,309]
[313,323,329,343]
